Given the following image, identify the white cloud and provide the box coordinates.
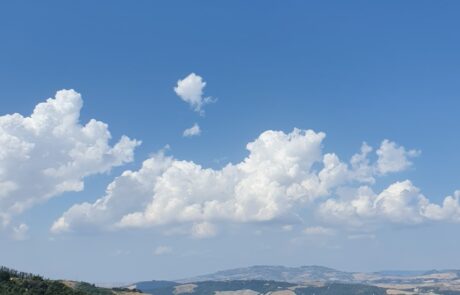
[423,191,460,222]
[52,129,330,234]
[174,73,213,114]
[0,89,140,231]
[154,245,173,255]
[318,181,460,229]
[183,123,201,137]
[52,128,459,237]
[376,139,420,174]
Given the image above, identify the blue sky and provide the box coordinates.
[1,0,460,283]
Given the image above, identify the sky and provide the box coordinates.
[1,0,460,284]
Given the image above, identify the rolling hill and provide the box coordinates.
[133,265,460,295]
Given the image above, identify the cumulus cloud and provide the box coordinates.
[52,128,459,237]
[183,123,201,137]
[423,191,460,222]
[318,181,426,227]
[376,139,420,174]
[317,181,460,229]
[53,129,326,235]
[0,89,140,230]
[174,73,213,114]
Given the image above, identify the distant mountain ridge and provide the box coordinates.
[177,265,460,285]
[130,264,460,295]
[177,265,355,283]
[126,264,459,294]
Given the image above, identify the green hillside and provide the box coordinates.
[0,266,141,295]
[0,266,83,295]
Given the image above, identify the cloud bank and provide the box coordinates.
[0,89,140,231]
[51,128,459,237]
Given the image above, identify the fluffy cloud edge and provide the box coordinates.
[51,128,458,238]
[183,123,201,137]
[174,73,214,114]
[0,89,140,233]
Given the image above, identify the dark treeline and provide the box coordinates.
[0,265,83,294]
[0,265,143,295]
[0,265,44,282]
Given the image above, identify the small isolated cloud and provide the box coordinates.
[303,226,335,236]
[12,223,29,241]
[174,73,213,114]
[154,245,173,256]
[183,123,201,137]
[0,89,140,234]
